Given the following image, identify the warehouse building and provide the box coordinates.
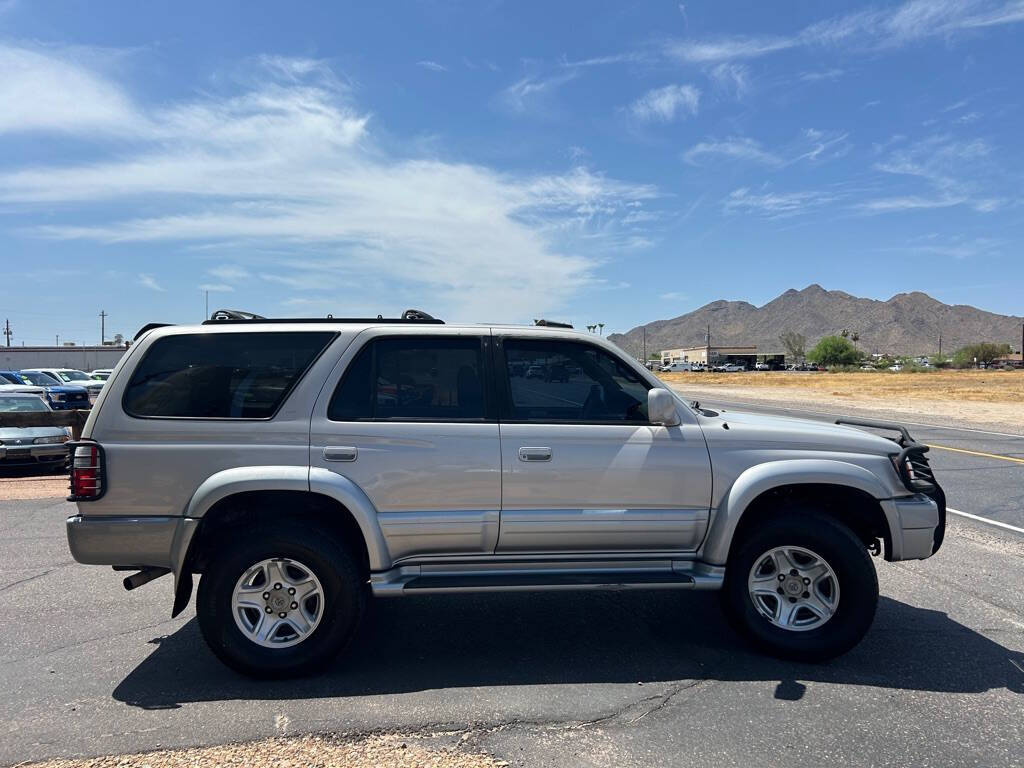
[660,345,785,369]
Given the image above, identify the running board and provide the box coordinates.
[371,561,724,596]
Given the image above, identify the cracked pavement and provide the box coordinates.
[1,498,1022,767]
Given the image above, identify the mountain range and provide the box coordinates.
[607,285,1023,358]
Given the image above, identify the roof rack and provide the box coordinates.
[533,318,573,329]
[201,308,444,325]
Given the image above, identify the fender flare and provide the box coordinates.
[699,459,898,566]
[168,465,390,617]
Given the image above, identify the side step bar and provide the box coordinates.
[371,562,724,596]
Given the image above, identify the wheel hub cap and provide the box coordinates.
[747,546,840,632]
[231,557,325,648]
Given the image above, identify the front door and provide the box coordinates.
[495,335,712,553]
[310,331,501,562]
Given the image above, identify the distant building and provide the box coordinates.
[0,345,128,371]
[992,352,1023,368]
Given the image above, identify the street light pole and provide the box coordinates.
[99,310,107,345]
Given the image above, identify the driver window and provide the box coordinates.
[503,339,650,422]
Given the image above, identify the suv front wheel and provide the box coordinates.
[196,522,365,678]
[721,512,878,661]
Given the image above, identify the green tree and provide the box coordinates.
[779,331,807,363]
[807,335,860,367]
[951,342,1011,368]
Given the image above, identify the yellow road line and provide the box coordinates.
[926,443,1024,465]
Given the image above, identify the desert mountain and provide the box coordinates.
[607,285,1023,358]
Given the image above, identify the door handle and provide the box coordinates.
[518,446,552,462]
[323,446,358,462]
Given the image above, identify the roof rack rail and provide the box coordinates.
[533,318,573,329]
[134,322,173,340]
[202,308,444,325]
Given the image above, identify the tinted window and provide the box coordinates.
[20,371,60,385]
[123,332,335,418]
[503,339,649,422]
[329,337,485,421]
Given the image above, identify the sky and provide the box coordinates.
[1,0,1022,345]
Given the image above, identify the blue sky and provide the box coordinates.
[1,0,1022,345]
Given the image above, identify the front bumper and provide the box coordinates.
[66,515,181,568]
[0,444,68,465]
[885,492,946,561]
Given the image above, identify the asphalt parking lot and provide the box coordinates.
[2,490,1022,767]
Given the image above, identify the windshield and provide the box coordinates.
[0,395,50,412]
[0,372,25,385]
[19,371,60,386]
[59,370,92,382]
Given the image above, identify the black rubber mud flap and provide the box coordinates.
[171,570,193,618]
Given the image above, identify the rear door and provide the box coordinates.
[495,335,712,554]
[310,329,501,563]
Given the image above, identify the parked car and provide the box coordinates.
[2,370,91,411]
[89,369,113,381]
[754,362,770,371]
[715,363,746,372]
[860,365,875,371]
[65,311,945,677]
[660,361,695,372]
[889,364,903,372]
[0,392,71,468]
[21,368,104,401]
[525,364,545,379]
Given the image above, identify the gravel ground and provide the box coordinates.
[0,473,67,500]
[17,733,506,768]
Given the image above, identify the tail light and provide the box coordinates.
[68,441,106,501]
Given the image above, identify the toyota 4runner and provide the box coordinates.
[65,310,945,677]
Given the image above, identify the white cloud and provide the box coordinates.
[684,137,780,166]
[497,71,578,114]
[208,265,250,281]
[0,44,142,135]
[666,36,795,63]
[664,0,1024,64]
[660,291,687,301]
[416,60,447,72]
[709,63,750,97]
[138,274,164,291]
[198,283,234,292]
[723,187,838,219]
[1,49,659,320]
[798,68,846,82]
[856,195,966,213]
[629,84,700,122]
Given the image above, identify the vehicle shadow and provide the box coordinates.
[113,591,1023,710]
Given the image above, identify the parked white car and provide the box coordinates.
[21,368,105,400]
[889,364,903,372]
[660,361,695,372]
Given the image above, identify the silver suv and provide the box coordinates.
[65,311,945,677]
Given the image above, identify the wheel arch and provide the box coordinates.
[169,466,390,617]
[700,459,898,566]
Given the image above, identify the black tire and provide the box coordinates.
[721,512,878,662]
[196,522,366,678]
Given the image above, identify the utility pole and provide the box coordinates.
[3,318,11,347]
[99,310,108,345]
[55,334,59,346]
[642,327,647,361]
[598,323,604,336]
[938,332,942,358]
[205,290,209,320]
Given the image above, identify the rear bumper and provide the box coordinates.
[885,492,945,561]
[66,515,180,568]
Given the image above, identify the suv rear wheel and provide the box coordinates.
[196,523,365,678]
[721,512,878,661]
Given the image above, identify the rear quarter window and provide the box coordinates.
[123,331,336,418]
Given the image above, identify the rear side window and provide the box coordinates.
[329,337,485,421]
[123,332,335,418]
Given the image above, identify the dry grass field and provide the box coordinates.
[659,369,1023,430]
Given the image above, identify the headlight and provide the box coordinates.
[51,393,66,401]
[33,435,68,444]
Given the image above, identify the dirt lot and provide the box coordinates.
[660,370,1024,430]
[0,472,66,500]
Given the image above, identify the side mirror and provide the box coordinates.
[648,388,680,426]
